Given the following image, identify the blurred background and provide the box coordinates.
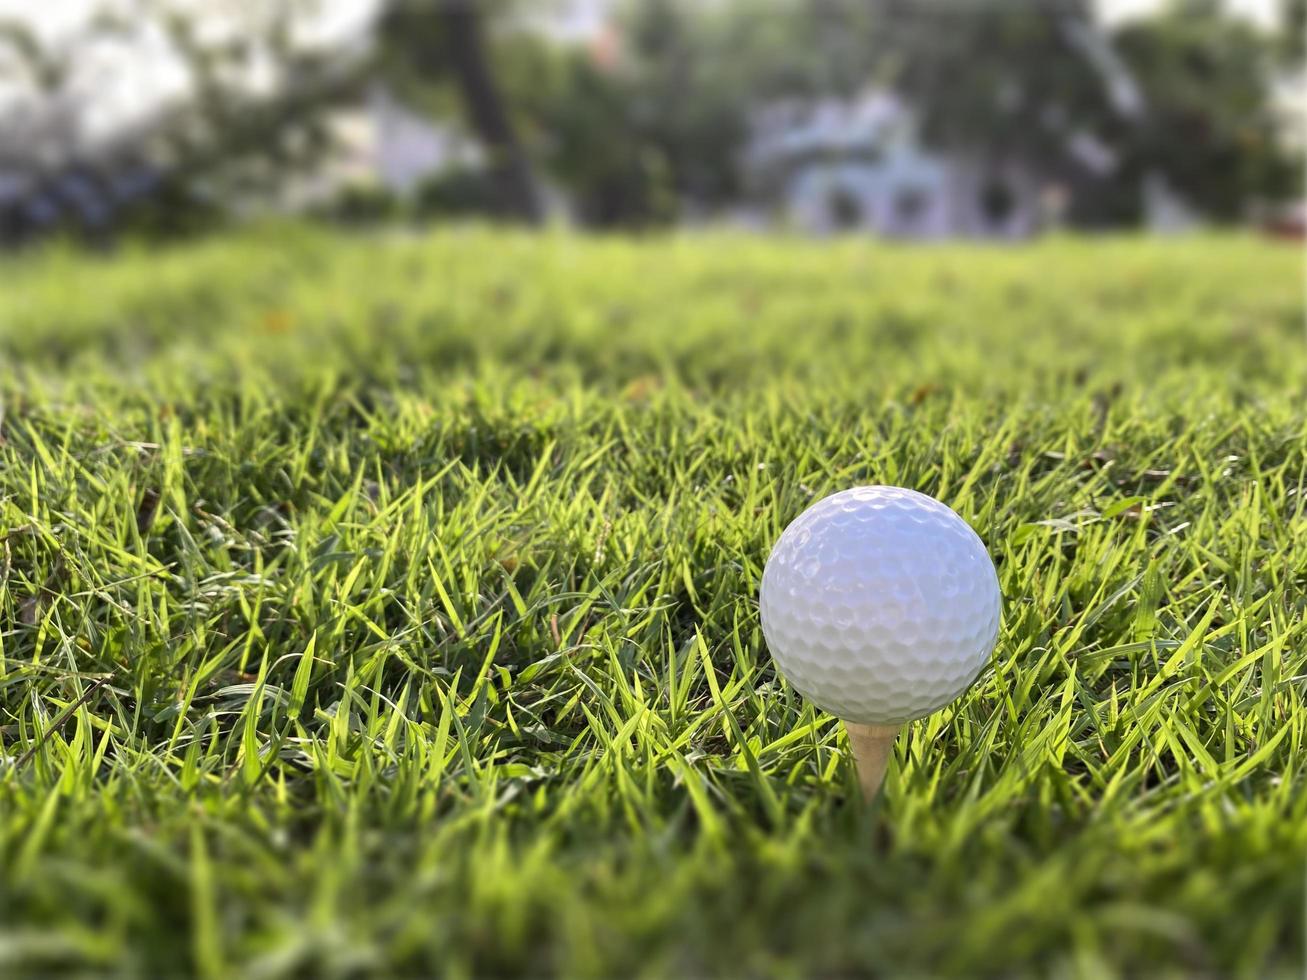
[0,0,1302,246]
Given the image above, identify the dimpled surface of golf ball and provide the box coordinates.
[759,486,1000,725]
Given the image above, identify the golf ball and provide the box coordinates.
[759,486,1000,725]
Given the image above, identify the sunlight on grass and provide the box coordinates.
[0,228,1304,975]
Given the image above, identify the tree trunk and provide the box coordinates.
[440,0,542,223]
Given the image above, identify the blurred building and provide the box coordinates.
[741,91,1044,239]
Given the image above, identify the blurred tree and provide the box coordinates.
[1279,0,1305,63]
[508,0,885,227]
[867,0,1135,218]
[377,0,765,227]
[514,0,750,226]
[515,48,678,226]
[861,0,1299,223]
[1113,0,1302,219]
[0,1,365,242]
[377,0,542,223]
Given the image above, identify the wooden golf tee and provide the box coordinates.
[843,721,901,802]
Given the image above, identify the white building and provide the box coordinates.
[742,91,1047,239]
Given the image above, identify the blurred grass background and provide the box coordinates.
[1,228,1304,976]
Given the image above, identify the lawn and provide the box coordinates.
[0,227,1304,977]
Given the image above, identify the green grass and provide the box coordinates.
[0,227,1304,977]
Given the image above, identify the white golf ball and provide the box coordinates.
[759,486,1000,725]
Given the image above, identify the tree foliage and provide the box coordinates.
[377,0,542,223]
[1114,0,1302,218]
[0,0,364,242]
[870,0,1121,171]
[519,0,750,226]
